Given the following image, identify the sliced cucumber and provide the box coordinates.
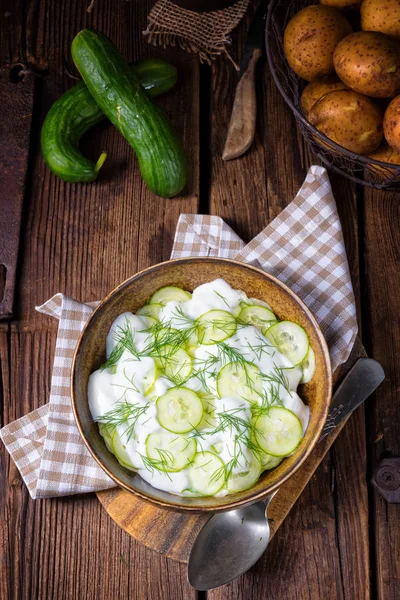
[98,423,114,453]
[137,303,163,319]
[197,393,218,429]
[158,346,193,384]
[112,430,137,471]
[217,361,262,404]
[300,347,316,384]
[187,451,225,495]
[238,305,277,329]
[231,305,242,318]
[226,455,262,493]
[255,407,303,457]
[196,310,237,345]
[156,387,203,433]
[150,286,192,306]
[260,452,283,470]
[143,361,158,395]
[145,431,196,472]
[265,321,309,365]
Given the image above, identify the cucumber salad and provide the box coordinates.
[88,279,316,497]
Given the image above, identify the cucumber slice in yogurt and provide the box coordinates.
[300,347,316,384]
[226,455,262,493]
[238,305,277,329]
[158,346,193,384]
[146,431,196,472]
[255,407,303,457]
[112,430,137,471]
[187,451,225,495]
[217,361,263,404]
[150,286,192,305]
[196,309,237,345]
[137,303,163,320]
[260,452,283,470]
[98,423,114,453]
[156,387,203,433]
[265,321,309,365]
[143,361,158,395]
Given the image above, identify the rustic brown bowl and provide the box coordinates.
[71,257,332,513]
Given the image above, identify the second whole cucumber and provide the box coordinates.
[71,29,188,198]
[41,59,178,184]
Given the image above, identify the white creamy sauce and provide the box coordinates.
[88,278,311,498]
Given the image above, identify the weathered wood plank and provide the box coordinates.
[0,0,199,598]
[363,189,400,600]
[208,8,369,598]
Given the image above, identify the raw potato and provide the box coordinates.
[368,143,400,182]
[383,95,400,152]
[284,6,352,81]
[333,32,400,98]
[301,78,348,115]
[361,0,400,39]
[320,0,359,6]
[308,90,383,154]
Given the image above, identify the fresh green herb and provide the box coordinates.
[101,317,141,371]
[251,384,284,419]
[260,363,292,396]
[213,289,230,308]
[97,399,150,441]
[139,449,174,481]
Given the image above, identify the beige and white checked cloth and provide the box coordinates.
[0,166,358,499]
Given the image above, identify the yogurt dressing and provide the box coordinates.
[88,278,311,497]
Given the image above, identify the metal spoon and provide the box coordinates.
[188,358,385,590]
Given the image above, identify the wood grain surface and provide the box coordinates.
[0,0,399,599]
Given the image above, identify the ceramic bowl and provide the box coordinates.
[71,257,332,512]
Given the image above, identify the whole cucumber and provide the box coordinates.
[41,58,178,184]
[71,30,188,198]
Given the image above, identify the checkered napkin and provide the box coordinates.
[0,165,357,499]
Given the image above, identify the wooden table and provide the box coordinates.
[1,1,399,598]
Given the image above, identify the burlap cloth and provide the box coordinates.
[144,0,250,65]
[0,166,358,499]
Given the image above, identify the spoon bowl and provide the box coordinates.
[188,495,274,590]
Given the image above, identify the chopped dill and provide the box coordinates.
[97,399,150,441]
[213,289,231,308]
[139,450,174,482]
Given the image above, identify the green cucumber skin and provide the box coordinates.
[41,58,178,184]
[71,30,188,198]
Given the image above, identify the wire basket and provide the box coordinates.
[265,0,400,191]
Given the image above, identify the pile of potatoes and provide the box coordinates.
[283,0,400,174]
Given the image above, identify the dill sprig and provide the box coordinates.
[97,399,150,441]
[260,362,292,395]
[138,450,174,481]
[251,384,284,419]
[101,318,141,371]
[111,368,141,399]
[213,290,230,308]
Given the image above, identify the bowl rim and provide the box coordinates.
[71,256,332,513]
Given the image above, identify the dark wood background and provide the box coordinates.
[0,0,399,598]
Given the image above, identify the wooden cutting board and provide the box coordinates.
[97,338,366,563]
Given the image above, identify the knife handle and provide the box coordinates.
[222,47,262,161]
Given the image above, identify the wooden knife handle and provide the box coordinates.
[222,47,262,161]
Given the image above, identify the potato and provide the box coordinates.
[361,0,400,39]
[308,90,383,154]
[301,78,348,115]
[383,95,400,152]
[368,143,400,182]
[320,0,359,7]
[284,6,352,81]
[333,32,400,98]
